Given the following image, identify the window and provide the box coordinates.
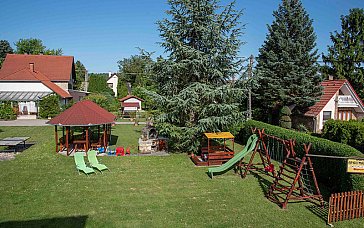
[338,110,352,121]
[107,83,113,89]
[323,111,332,122]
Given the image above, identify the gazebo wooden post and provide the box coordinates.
[103,124,107,150]
[106,124,109,148]
[85,126,89,153]
[55,126,58,153]
[98,125,100,144]
[66,126,70,156]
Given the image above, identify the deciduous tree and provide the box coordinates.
[0,40,13,67]
[15,38,62,55]
[74,60,87,90]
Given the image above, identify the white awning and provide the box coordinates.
[0,91,52,101]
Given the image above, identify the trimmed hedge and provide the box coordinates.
[239,120,364,192]
[322,119,364,152]
[0,102,16,120]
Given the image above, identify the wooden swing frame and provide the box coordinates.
[238,128,324,209]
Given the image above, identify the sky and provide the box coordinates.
[1,0,364,73]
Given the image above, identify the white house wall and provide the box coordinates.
[319,92,337,130]
[54,82,70,90]
[0,82,52,92]
[107,75,118,97]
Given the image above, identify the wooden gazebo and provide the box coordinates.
[47,100,116,156]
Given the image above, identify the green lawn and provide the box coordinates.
[0,125,362,227]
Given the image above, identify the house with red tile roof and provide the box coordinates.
[0,54,88,119]
[298,78,364,133]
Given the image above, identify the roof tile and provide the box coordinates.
[0,54,74,81]
[304,80,346,117]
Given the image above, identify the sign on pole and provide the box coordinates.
[347,159,364,174]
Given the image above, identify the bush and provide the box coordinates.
[279,106,291,129]
[322,119,364,151]
[239,120,364,192]
[0,102,16,120]
[39,94,61,118]
[83,93,119,112]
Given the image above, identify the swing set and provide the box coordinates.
[237,128,324,209]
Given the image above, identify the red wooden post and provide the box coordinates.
[103,124,107,150]
[55,126,58,153]
[85,126,89,153]
[66,126,69,156]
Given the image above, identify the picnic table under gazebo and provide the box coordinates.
[47,100,116,156]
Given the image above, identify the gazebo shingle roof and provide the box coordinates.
[47,100,116,126]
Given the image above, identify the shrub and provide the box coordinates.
[39,94,61,118]
[239,120,364,192]
[0,102,16,120]
[279,106,291,129]
[83,93,119,112]
[322,119,364,151]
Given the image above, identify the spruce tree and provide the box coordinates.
[322,8,364,99]
[254,0,322,123]
[149,0,245,153]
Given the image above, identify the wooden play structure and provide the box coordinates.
[191,132,235,166]
[237,129,324,209]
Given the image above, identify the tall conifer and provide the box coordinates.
[254,0,322,122]
[149,0,245,152]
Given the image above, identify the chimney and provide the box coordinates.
[29,63,34,72]
[328,75,334,81]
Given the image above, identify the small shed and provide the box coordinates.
[47,100,116,155]
[119,95,144,112]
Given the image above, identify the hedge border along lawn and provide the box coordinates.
[239,120,364,192]
[322,119,364,152]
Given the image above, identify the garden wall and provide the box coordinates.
[239,120,364,192]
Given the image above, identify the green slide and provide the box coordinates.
[207,134,258,178]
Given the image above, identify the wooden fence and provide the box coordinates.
[328,191,364,224]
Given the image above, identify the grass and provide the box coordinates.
[0,125,363,227]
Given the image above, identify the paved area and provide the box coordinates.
[0,119,49,126]
[0,119,146,127]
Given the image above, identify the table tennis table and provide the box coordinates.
[0,137,30,152]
